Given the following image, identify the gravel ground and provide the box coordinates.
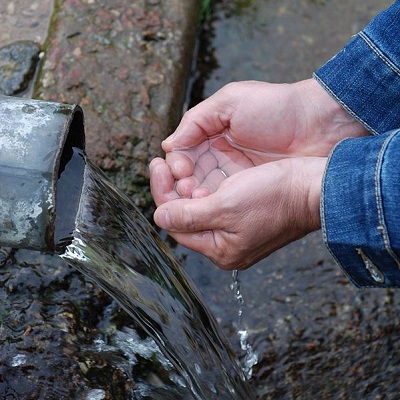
[0,0,53,47]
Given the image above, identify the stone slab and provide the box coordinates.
[35,0,201,210]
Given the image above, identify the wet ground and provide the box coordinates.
[182,0,400,398]
[191,0,391,92]
[1,0,399,398]
[0,1,201,398]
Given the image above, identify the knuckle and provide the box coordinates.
[222,81,240,94]
[182,108,196,124]
[181,203,198,231]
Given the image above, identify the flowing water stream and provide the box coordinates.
[230,270,258,380]
[58,148,255,400]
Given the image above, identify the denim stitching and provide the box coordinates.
[313,73,379,136]
[359,31,400,78]
[319,140,368,288]
[321,138,400,289]
[374,130,400,267]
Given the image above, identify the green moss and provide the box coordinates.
[200,0,212,22]
[32,0,62,99]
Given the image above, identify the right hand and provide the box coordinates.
[162,79,368,182]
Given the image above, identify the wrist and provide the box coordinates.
[291,157,326,233]
[305,157,326,232]
[285,157,325,235]
[293,79,369,155]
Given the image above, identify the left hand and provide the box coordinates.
[150,156,326,270]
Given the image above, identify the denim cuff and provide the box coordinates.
[322,129,400,288]
[313,0,400,136]
[314,32,400,136]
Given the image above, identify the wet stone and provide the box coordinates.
[34,0,200,214]
[0,247,12,267]
[1,0,201,396]
[0,40,40,95]
[0,249,154,399]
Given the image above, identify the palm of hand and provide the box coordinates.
[169,133,268,199]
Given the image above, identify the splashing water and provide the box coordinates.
[59,149,256,400]
[230,270,258,379]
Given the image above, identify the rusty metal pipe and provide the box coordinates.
[0,95,85,252]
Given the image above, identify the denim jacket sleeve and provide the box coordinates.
[314,1,400,135]
[313,1,400,288]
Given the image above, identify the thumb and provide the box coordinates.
[153,197,218,233]
[162,98,231,152]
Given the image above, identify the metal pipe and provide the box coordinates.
[0,95,85,253]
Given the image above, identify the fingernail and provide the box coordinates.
[158,209,171,229]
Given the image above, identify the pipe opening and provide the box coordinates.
[58,107,85,178]
[54,106,86,253]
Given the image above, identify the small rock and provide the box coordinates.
[0,40,40,95]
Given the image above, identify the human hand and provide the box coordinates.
[162,79,368,163]
[150,156,326,270]
[160,133,262,199]
[150,78,364,269]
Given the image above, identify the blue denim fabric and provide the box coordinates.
[322,130,400,288]
[314,1,400,135]
[313,1,400,288]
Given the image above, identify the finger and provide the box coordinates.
[165,151,194,179]
[173,159,207,197]
[175,175,199,198]
[192,168,227,198]
[162,95,231,152]
[165,139,210,178]
[153,197,220,233]
[149,158,180,206]
[191,186,213,198]
[174,149,220,197]
[166,230,217,259]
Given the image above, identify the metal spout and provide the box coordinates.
[0,95,85,253]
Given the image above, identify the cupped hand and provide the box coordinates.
[150,156,327,270]
[150,78,365,269]
[161,133,258,198]
[161,79,367,183]
[162,79,368,158]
